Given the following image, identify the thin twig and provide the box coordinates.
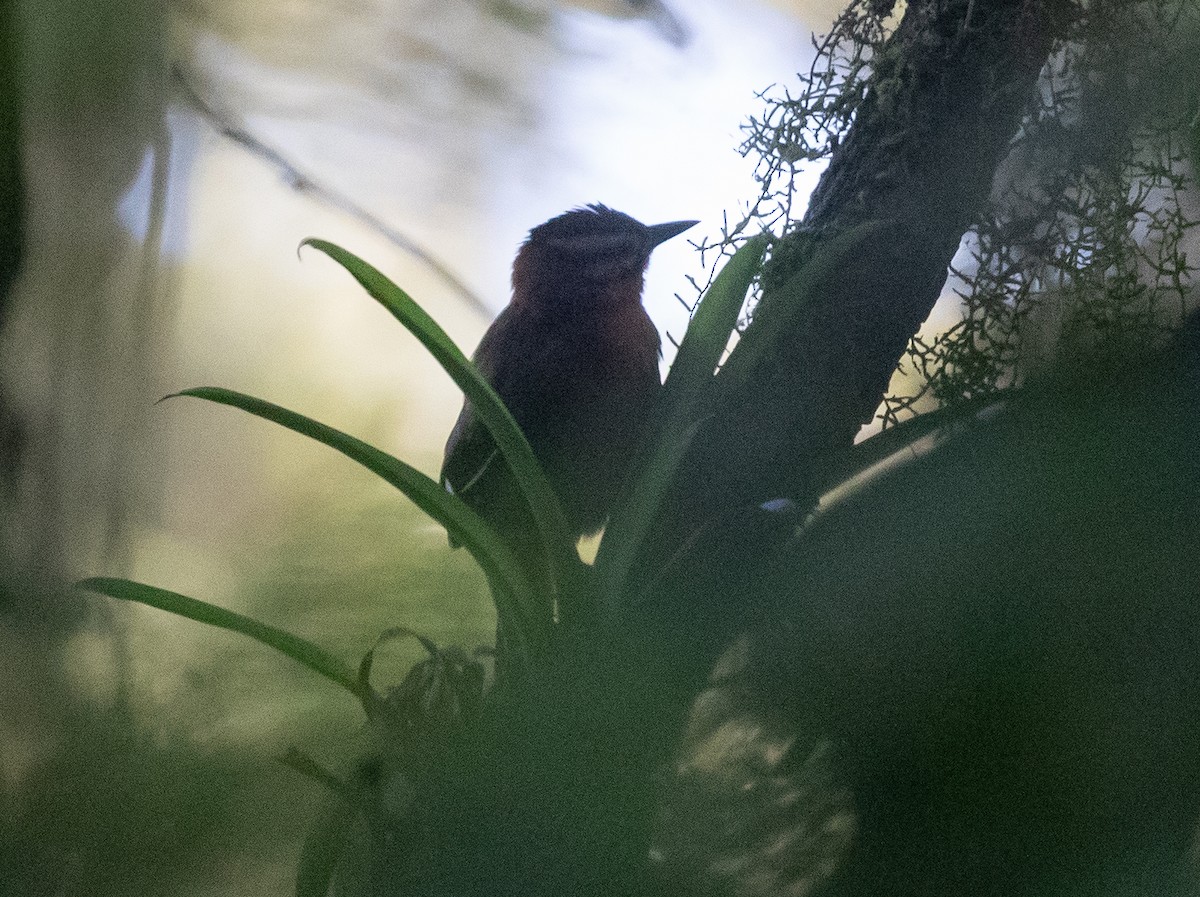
[171,63,491,316]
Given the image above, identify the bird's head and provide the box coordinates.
[511,204,697,307]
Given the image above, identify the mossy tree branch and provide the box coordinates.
[660,0,1076,551]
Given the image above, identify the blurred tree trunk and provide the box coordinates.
[0,0,20,305]
[1,0,26,508]
[10,0,169,599]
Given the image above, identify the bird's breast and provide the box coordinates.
[521,300,660,436]
[590,301,661,376]
[477,296,662,535]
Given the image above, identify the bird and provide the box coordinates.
[441,204,697,556]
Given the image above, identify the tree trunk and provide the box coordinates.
[659,0,1074,553]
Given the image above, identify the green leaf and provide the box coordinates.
[666,234,769,396]
[357,625,438,706]
[279,747,352,799]
[717,220,890,389]
[295,788,358,897]
[813,393,1008,497]
[76,577,370,705]
[595,235,767,611]
[165,387,541,656]
[300,239,580,620]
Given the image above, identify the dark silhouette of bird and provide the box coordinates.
[441,204,697,553]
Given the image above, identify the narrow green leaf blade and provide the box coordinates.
[279,747,353,800]
[300,239,577,616]
[813,393,1007,496]
[664,233,768,399]
[166,387,539,649]
[718,220,889,388]
[77,577,367,702]
[295,790,358,897]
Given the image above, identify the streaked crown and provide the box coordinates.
[512,204,697,300]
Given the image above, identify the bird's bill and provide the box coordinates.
[646,219,700,246]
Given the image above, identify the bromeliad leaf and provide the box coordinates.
[76,577,370,705]
[164,387,541,656]
[666,233,769,397]
[295,785,360,897]
[717,220,890,389]
[300,239,580,618]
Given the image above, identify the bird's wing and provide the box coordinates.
[440,404,499,549]
[441,402,500,497]
[440,307,525,497]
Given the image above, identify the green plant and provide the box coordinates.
[73,4,1200,891]
[76,232,768,894]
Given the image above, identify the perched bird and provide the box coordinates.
[442,204,697,550]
